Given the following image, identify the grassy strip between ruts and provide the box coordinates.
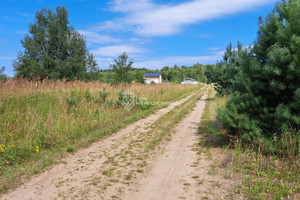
[145,86,207,152]
[0,82,203,194]
[197,86,300,200]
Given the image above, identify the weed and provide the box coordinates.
[208,167,217,175]
[66,146,74,152]
[102,182,111,190]
[99,87,110,102]
[109,178,119,183]
[102,168,114,177]
[124,174,132,180]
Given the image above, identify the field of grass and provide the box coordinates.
[0,79,202,192]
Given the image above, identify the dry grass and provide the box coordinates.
[0,78,196,101]
[0,78,201,193]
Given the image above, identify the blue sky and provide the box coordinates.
[0,0,277,77]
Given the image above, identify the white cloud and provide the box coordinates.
[101,0,275,36]
[21,13,29,17]
[79,31,121,44]
[110,0,158,13]
[0,55,14,60]
[92,44,144,57]
[13,30,27,35]
[132,50,224,69]
[93,49,224,69]
[92,20,132,33]
[94,57,114,68]
[197,34,211,38]
[82,0,273,70]
[208,47,221,51]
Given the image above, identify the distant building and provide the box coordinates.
[144,73,162,84]
[181,78,198,85]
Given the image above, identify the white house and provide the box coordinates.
[181,77,198,85]
[144,73,162,84]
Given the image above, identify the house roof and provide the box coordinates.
[144,73,161,77]
[181,77,198,84]
[183,77,195,81]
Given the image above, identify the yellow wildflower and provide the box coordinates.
[35,146,39,153]
[0,144,5,153]
[7,132,13,137]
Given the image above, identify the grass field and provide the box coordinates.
[0,79,202,192]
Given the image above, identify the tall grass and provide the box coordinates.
[232,131,299,199]
[215,103,299,199]
[197,88,299,199]
[0,79,201,192]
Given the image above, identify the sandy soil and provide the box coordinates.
[124,93,209,200]
[1,87,235,200]
[124,91,235,200]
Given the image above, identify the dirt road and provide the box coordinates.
[124,92,208,200]
[1,87,234,200]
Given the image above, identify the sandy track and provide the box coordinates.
[0,92,200,200]
[123,88,236,200]
[124,92,208,200]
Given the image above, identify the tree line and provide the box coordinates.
[91,62,213,84]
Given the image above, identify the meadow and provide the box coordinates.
[0,78,201,192]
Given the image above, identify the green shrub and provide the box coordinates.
[67,146,74,152]
[99,88,110,102]
[66,90,80,108]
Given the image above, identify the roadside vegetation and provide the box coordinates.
[197,1,300,199]
[0,79,201,192]
[197,88,299,199]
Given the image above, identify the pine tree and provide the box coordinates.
[251,0,300,131]
[213,42,247,96]
[14,6,96,80]
[218,0,300,139]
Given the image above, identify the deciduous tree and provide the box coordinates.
[14,6,97,80]
[110,52,133,83]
